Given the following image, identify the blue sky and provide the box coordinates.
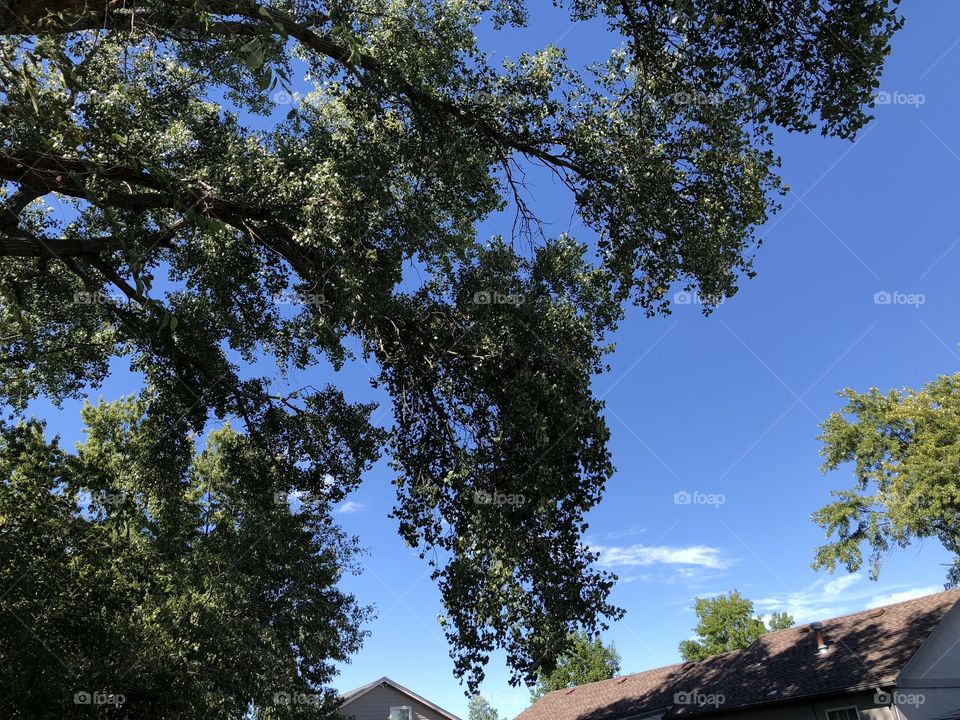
[18,2,960,718]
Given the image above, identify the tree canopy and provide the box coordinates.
[1,0,901,696]
[0,398,371,717]
[814,373,960,588]
[678,591,794,661]
[531,630,620,698]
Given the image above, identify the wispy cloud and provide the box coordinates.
[755,573,863,623]
[866,586,943,609]
[337,500,364,514]
[593,543,733,570]
[823,573,862,595]
[755,575,943,624]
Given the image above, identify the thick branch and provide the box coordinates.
[0,148,298,238]
[0,234,108,256]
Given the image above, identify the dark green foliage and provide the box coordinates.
[0,399,374,717]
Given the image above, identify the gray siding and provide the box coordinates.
[896,599,960,720]
[342,684,455,720]
[677,691,898,720]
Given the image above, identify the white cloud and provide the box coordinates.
[823,573,863,595]
[337,500,364,514]
[593,543,733,570]
[755,576,942,625]
[866,586,942,609]
[756,593,848,623]
[755,573,862,623]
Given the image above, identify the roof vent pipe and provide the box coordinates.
[810,622,829,653]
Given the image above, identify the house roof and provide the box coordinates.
[341,676,463,720]
[516,589,960,720]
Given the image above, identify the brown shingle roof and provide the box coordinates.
[516,589,960,720]
[516,662,687,720]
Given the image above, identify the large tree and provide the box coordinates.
[0,0,900,695]
[0,398,374,717]
[814,374,960,588]
[531,631,620,698]
[679,591,794,661]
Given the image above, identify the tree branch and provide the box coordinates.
[0,1,594,181]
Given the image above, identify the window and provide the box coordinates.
[826,707,860,720]
[389,707,412,720]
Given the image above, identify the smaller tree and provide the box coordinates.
[0,399,373,717]
[767,611,795,631]
[813,376,960,587]
[531,631,620,699]
[679,591,794,661]
[468,695,503,720]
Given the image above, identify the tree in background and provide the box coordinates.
[532,631,621,698]
[1,0,901,696]
[0,399,373,718]
[469,695,503,720]
[768,612,796,631]
[679,591,795,661]
[814,374,960,587]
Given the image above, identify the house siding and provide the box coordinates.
[896,598,960,720]
[341,684,455,720]
[695,691,897,720]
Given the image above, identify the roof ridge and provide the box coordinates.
[673,636,768,689]
[340,677,462,720]
[341,675,387,699]
[815,588,960,625]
